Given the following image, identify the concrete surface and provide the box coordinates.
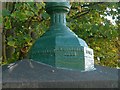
[2,59,119,88]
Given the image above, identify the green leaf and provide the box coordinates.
[7,41,15,46]
[42,12,49,20]
[0,17,2,24]
[25,11,34,17]
[27,2,34,6]
[36,2,45,9]
[2,9,10,16]
[24,36,31,42]
[5,18,12,29]
[11,11,28,21]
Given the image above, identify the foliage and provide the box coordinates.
[67,2,119,68]
[2,2,119,68]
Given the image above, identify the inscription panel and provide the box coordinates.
[84,47,94,71]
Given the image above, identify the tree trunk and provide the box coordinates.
[7,3,16,61]
[2,32,6,62]
[2,2,6,63]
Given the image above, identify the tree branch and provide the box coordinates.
[69,2,105,20]
[81,2,104,8]
[72,10,90,19]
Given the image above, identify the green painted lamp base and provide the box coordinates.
[28,2,95,71]
[28,29,95,71]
